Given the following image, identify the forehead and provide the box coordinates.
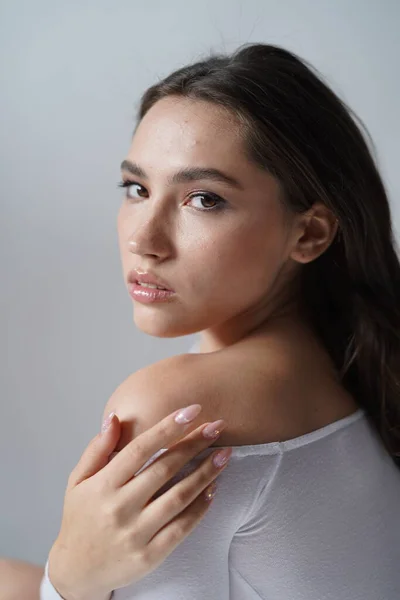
[130,96,245,163]
[126,96,282,205]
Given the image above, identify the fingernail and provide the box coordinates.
[202,419,226,439]
[174,404,202,424]
[212,447,232,468]
[204,481,217,502]
[101,412,115,433]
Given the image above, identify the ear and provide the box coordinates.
[289,203,339,264]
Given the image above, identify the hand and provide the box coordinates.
[48,404,231,600]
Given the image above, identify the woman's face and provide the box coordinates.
[117,96,303,350]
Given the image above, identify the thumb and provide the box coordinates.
[67,412,121,489]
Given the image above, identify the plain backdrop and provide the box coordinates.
[1,0,399,565]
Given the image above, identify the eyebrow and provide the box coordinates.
[120,159,244,190]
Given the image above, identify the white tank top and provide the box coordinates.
[41,339,400,599]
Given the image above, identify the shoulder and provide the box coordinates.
[103,351,230,451]
[102,352,210,451]
[102,336,304,451]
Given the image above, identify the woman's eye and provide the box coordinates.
[117,180,147,199]
[186,193,225,212]
[117,180,225,212]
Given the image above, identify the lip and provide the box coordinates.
[128,282,175,304]
[127,268,174,292]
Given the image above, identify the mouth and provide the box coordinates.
[134,280,172,291]
[128,280,176,303]
[127,269,175,292]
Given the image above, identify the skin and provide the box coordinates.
[118,95,325,349]
[113,95,358,449]
[0,558,44,600]
[2,96,359,597]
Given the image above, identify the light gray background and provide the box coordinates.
[1,0,399,566]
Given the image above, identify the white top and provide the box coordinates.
[41,339,400,599]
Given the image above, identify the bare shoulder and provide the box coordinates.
[103,325,359,451]
[103,350,243,451]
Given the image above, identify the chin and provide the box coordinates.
[132,308,204,339]
[132,312,187,338]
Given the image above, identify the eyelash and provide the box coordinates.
[117,179,226,212]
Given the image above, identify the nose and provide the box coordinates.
[127,207,172,259]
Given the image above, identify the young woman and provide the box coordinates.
[38,42,400,599]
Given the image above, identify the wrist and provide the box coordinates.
[48,546,112,600]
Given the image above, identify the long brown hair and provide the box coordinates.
[134,43,400,469]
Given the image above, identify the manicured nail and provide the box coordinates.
[202,419,226,439]
[101,412,115,433]
[204,481,217,502]
[212,447,232,468]
[174,404,202,424]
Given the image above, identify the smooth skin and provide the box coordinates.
[105,321,358,459]
[0,558,44,600]
[118,95,337,349]
[6,96,359,599]
[114,95,358,452]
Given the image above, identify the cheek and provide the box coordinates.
[191,218,283,300]
[220,218,280,273]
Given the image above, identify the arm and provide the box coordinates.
[44,342,291,600]
[99,353,235,599]
[99,349,281,599]
[40,560,113,600]
[96,350,280,599]
[40,560,67,600]
[0,558,44,600]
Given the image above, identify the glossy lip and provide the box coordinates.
[127,268,174,292]
[128,283,175,303]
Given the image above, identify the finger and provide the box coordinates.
[100,404,203,488]
[121,419,226,505]
[140,448,229,556]
[67,412,122,489]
